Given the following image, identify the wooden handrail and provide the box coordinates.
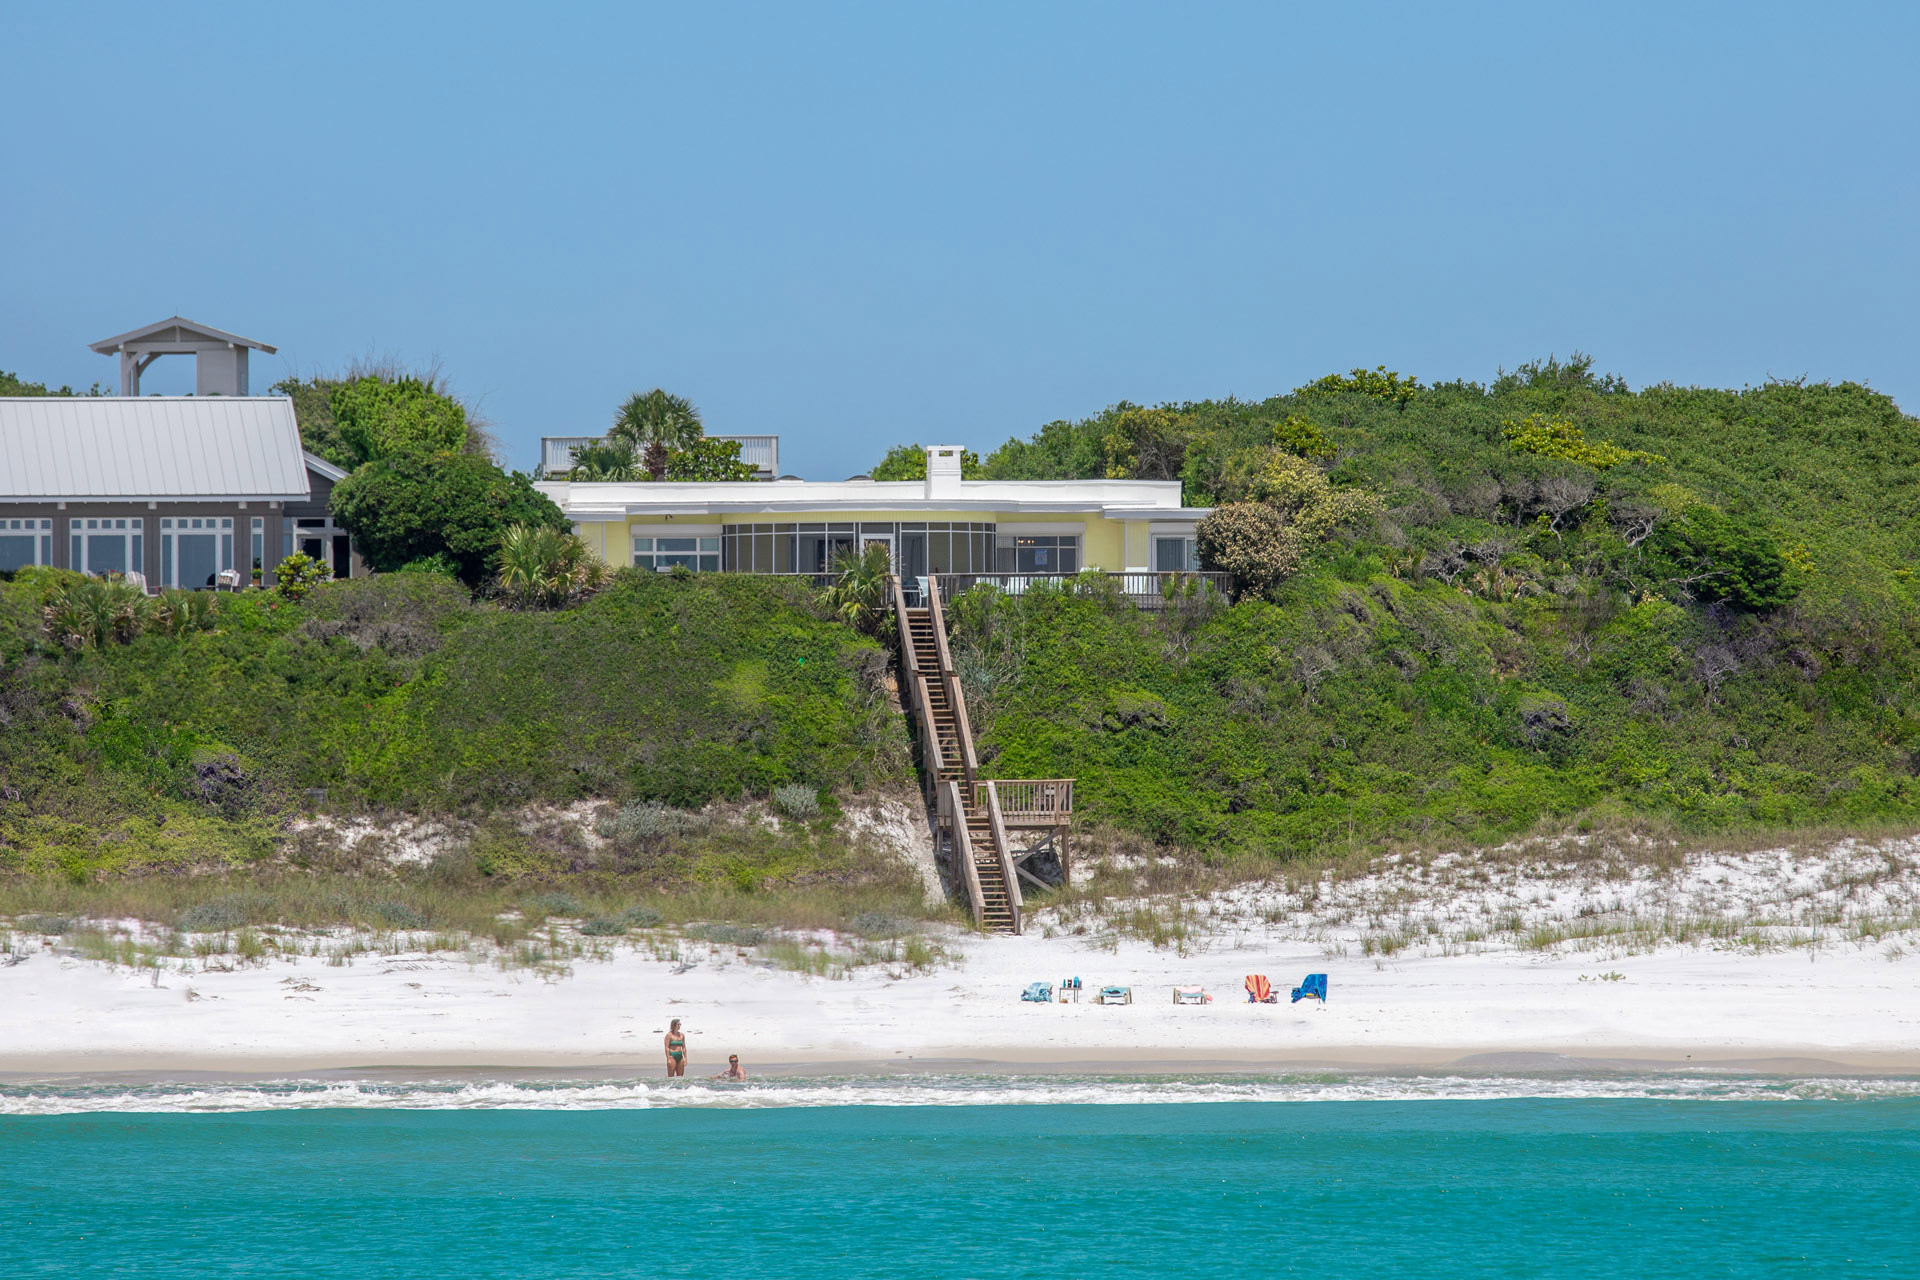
[985,781,1022,932]
[945,780,986,929]
[913,673,944,775]
[924,574,979,790]
[889,575,919,679]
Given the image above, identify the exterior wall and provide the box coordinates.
[0,500,282,586]
[282,468,364,580]
[574,509,1167,573]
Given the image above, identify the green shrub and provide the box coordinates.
[367,899,427,929]
[688,922,768,946]
[1195,502,1300,597]
[772,784,822,821]
[330,451,568,585]
[579,917,626,936]
[272,552,331,602]
[329,376,469,463]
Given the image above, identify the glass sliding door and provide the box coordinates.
[159,517,234,588]
[68,518,143,578]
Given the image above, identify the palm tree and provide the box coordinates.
[495,523,612,608]
[819,543,894,636]
[610,389,703,480]
[566,437,643,481]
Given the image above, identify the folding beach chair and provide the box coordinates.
[1290,973,1328,1004]
[1244,974,1276,1003]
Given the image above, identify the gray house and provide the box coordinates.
[0,396,359,586]
[0,318,359,585]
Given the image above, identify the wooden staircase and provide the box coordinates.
[892,576,1019,934]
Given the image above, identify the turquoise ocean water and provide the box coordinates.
[5,1078,1919,1277]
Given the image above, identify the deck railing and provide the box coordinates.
[934,571,1230,607]
[985,779,1073,824]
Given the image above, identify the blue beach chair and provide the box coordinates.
[1021,981,1054,1002]
[1291,973,1328,1004]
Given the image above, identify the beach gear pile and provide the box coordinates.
[1023,973,1328,1007]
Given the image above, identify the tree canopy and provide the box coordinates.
[867,443,982,480]
[330,451,567,585]
[611,389,704,479]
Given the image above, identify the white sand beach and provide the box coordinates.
[4,840,1917,1079]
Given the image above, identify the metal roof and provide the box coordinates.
[0,397,312,501]
[89,316,278,354]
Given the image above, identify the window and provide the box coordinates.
[0,518,53,572]
[718,521,998,576]
[996,534,1079,574]
[68,517,143,577]
[159,517,235,588]
[634,535,719,572]
[1153,536,1199,572]
[250,518,264,579]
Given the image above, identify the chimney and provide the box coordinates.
[924,445,965,500]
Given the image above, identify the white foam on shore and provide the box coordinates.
[6,1072,1920,1115]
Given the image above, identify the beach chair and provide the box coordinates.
[1244,974,1276,1003]
[1172,985,1211,1005]
[1021,981,1054,1003]
[1097,985,1132,1005]
[1291,973,1328,1004]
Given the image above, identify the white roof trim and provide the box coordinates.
[89,316,278,354]
[303,451,349,482]
[535,476,1194,523]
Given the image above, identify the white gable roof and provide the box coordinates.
[89,316,277,354]
[0,397,311,502]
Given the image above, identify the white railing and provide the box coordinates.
[540,433,779,477]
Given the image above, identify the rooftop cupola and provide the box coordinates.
[89,316,277,397]
[924,444,966,500]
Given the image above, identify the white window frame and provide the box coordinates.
[68,517,143,577]
[285,515,352,579]
[0,518,54,571]
[1152,534,1200,572]
[633,534,720,572]
[995,532,1081,574]
[159,517,236,588]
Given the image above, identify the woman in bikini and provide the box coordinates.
[664,1019,686,1078]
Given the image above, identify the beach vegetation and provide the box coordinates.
[330,451,568,586]
[610,389,704,480]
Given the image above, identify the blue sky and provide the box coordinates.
[3,2,1915,479]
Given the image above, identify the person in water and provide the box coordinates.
[711,1054,747,1081]
[664,1019,686,1078]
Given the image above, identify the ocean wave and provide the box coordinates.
[4,1071,1919,1114]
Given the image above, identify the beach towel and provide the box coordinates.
[1245,974,1275,1003]
[1291,973,1328,1004]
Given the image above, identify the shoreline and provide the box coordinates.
[8,1046,1920,1082]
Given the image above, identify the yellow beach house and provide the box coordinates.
[534,445,1217,601]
